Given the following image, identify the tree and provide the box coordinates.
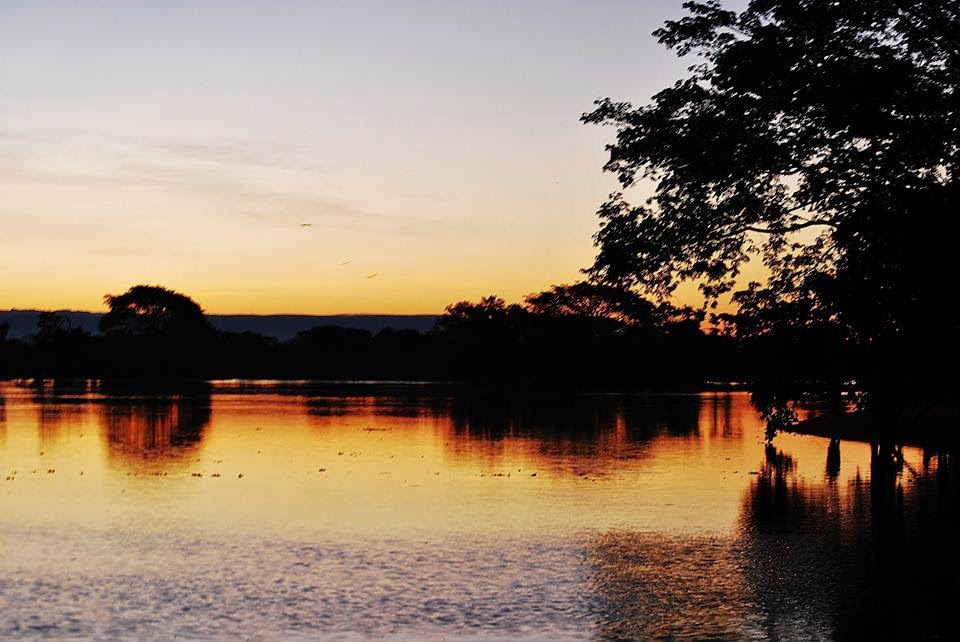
[35,311,71,342]
[435,296,526,338]
[30,311,92,378]
[582,1,959,392]
[524,281,702,330]
[98,285,213,378]
[100,285,211,339]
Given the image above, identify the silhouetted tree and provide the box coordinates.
[31,311,92,378]
[35,311,73,343]
[0,321,23,378]
[99,285,213,378]
[433,297,527,379]
[525,281,703,333]
[583,1,959,398]
[436,296,526,337]
[100,285,211,339]
[433,287,731,385]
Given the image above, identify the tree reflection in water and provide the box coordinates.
[4,383,955,640]
[100,384,212,455]
[740,441,959,641]
[31,380,93,444]
[588,439,958,641]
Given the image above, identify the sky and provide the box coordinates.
[1,0,742,315]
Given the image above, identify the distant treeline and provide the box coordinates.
[0,284,855,387]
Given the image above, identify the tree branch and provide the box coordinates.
[743,220,836,235]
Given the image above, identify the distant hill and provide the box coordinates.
[0,310,438,341]
[209,314,437,340]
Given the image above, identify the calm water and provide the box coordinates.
[0,381,956,641]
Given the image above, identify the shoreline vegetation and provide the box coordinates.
[0,284,832,388]
[0,283,742,387]
[1,284,952,444]
[792,401,960,449]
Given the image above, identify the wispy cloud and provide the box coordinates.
[0,128,396,230]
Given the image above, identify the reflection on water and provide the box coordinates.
[0,381,955,641]
[102,394,210,453]
[740,443,959,642]
[590,531,754,640]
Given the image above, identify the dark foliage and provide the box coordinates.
[100,285,211,338]
[95,285,216,378]
[582,0,960,401]
[0,283,741,387]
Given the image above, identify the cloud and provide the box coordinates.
[0,128,403,230]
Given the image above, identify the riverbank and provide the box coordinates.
[792,400,959,447]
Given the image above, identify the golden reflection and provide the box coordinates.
[1,382,958,639]
[101,397,210,454]
[0,385,768,534]
[0,392,6,449]
[0,383,950,537]
[32,382,91,447]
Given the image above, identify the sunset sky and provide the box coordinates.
[1,0,745,314]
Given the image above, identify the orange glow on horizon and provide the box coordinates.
[1,256,765,316]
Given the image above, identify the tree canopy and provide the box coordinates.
[99,285,211,339]
[438,283,701,336]
[524,282,702,330]
[583,0,959,367]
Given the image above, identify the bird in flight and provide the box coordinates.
[366,273,378,279]
[339,260,352,266]
[300,223,313,227]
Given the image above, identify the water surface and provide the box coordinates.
[1,381,955,640]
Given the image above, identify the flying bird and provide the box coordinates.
[339,260,352,266]
[300,223,313,227]
[366,273,378,279]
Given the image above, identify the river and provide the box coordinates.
[0,381,955,640]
